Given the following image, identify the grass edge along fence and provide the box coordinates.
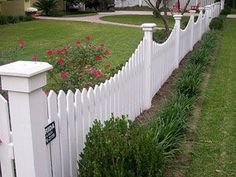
[0,2,222,177]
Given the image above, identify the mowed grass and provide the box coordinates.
[101,15,189,27]
[0,20,143,67]
[186,19,236,177]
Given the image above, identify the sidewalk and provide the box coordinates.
[227,14,236,18]
[36,11,191,29]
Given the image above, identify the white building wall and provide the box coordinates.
[115,0,200,9]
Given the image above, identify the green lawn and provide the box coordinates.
[101,15,189,27]
[231,8,236,14]
[0,20,142,67]
[186,19,236,177]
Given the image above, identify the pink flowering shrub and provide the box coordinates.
[44,35,113,91]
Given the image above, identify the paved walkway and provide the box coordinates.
[227,14,236,18]
[36,11,191,29]
[36,11,154,28]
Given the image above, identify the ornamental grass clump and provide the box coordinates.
[149,93,194,159]
[176,63,202,98]
[79,116,165,177]
[45,35,112,91]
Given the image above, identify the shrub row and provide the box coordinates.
[78,31,218,176]
[151,31,218,161]
[0,15,33,25]
[209,15,225,30]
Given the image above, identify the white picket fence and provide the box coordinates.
[0,2,222,177]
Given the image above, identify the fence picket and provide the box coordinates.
[48,91,62,177]
[74,89,83,158]
[66,90,77,177]
[58,91,70,177]
[0,95,15,177]
[81,88,89,139]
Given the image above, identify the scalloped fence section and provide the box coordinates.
[0,2,222,177]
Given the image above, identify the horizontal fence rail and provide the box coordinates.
[0,2,222,177]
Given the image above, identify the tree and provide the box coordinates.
[80,0,114,11]
[144,0,191,35]
[33,0,58,16]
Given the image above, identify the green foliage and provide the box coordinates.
[209,17,224,30]
[78,31,219,177]
[150,31,218,163]
[80,0,114,11]
[220,6,231,15]
[0,15,33,25]
[176,64,202,98]
[45,36,112,91]
[149,93,194,159]
[153,30,169,43]
[33,0,58,16]
[79,116,164,177]
[0,16,8,25]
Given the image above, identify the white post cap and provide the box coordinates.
[199,7,204,11]
[141,23,157,31]
[0,61,52,93]
[189,10,196,14]
[173,14,183,20]
[205,5,211,9]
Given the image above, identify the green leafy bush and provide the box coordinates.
[209,17,224,30]
[0,16,8,25]
[0,15,32,25]
[45,35,112,91]
[153,30,170,43]
[220,6,231,15]
[33,0,58,16]
[23,15,33,21]
[7,16,18,23]
[79,117,165,177]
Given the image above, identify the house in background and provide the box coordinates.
[114,0,213,9]
[0,0,37,16]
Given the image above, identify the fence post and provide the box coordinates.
[221,0,224,10]
[205,5,211,28]
[0,61,52,177]
[173,14,182,68]
[189,10,196,51]
[141,23,156,110]
[199,7,204,37]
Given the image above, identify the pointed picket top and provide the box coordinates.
[58,90,66,100]
[48,90,58,117]
[93,85,100,103]
[87,87,94,100]
[58,90,66,116]
[81,88,88,104]
[99,83,105,97]
[67,90,74,98]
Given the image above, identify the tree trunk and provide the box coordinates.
[181,0,191,15]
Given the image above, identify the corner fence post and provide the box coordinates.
[189,10,196,51]
[141,23,156,110]
[173,14,182,68]
[0,61,52,177]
